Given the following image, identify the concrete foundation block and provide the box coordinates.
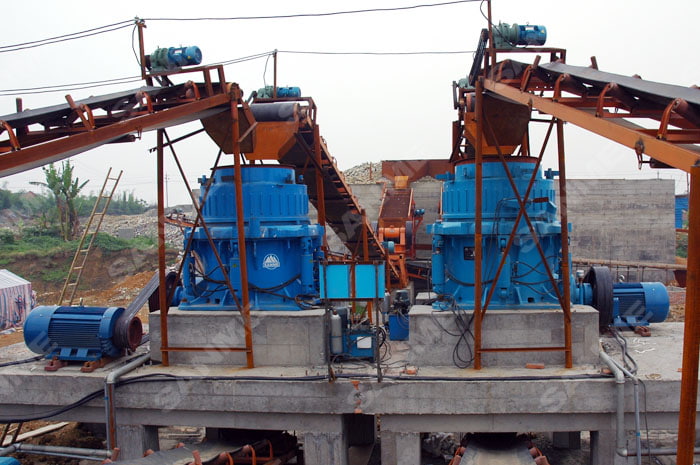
[381,431,421,465]
[407,305,600,367]
[116,424,159,460]
[590,429,628,465]
[149,308,326,367]
[303,430,349,465]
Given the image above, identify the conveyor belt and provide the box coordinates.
[279,130,393,264]
[115,441,241,465]
[0,83,232,177]
[539,62,700,109]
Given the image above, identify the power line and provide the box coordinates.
[0,23,133,54]
[0,20,133,50]
[144,0,479,21]
[280,49,474,56]
[0,45,472,97]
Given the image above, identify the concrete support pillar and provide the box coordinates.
[381,431,421,465]
[303,431,349,465]
[553,431,581,449]
[590,429,627,465]
[343,414,376,446]
[116,424,159,461]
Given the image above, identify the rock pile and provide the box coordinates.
[342,162,384,184]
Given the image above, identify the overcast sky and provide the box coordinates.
[0,0,697,206]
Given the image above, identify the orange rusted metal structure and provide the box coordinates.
[377,176,424,288]
[465,1,700,459]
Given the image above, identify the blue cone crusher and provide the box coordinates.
[429,157,669,329]
[429,157,563,308]
[178,165,324,311]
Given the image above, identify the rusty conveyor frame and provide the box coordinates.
[467,2,700,461]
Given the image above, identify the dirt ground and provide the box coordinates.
[3,422,104,465]
[0,269,157,349]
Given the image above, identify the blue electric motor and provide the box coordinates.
[429,158,564,309]
[256,86,302,99]
[493,22,547,48]
[178,165,324,311]
[577,266,669,328]
[149,46,202,70]
[612,282,669,327]
[23,306,132,361]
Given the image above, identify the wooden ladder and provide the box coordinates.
[57,168,123,306]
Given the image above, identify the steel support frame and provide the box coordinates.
[483,79,700,172]
[471,80,573,368]
[677,165,700,465]
[155,88,254,368]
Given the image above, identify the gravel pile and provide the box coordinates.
[342,162,384,184]
[80,208,184,247]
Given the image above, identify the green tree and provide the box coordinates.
[31,161,88,241]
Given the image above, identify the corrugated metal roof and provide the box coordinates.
[0,269,30,289]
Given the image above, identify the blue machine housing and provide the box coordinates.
[429,158,564,309]
[24,306,125,361]
[179,165,324,311]
[612,282,669,327]
[150,46,202,70]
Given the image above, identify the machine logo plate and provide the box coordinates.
[262,254,281,270]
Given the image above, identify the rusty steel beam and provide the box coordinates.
[483,79,700,172]
[557,118,574,369]
[677,164,700,465]
[473,78,485,370]
[231,90,255,369]
[156,129,169,366]
[0,93,231,178]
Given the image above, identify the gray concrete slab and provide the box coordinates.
[0,323,696,463]
[149,308,327,366]
[406,304,600,367]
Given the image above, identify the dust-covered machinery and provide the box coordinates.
[177,165,324,311]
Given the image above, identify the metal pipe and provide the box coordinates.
[607,355,642,465]
[599,350,627,458]
[273,50,278,98]
[678,164,700,465]
[105,354,151,451]
[5,443,113,461]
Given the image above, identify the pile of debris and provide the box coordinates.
[342,162,384,184]
[80,208,183,247]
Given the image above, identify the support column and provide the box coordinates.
[590,429,626,465]
[303,431,349,465]
[381,431,421,465]
[343,414,376,446]
[552,431,581,449]
[116,424,159,460]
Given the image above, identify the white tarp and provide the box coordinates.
[0,269,33,330]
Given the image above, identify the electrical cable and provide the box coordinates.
[0,22,133,54]
[144,1,481,22]
[0,355,43,368]
[279,50,474,56]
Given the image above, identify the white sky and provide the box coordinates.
[0,0,697,205]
